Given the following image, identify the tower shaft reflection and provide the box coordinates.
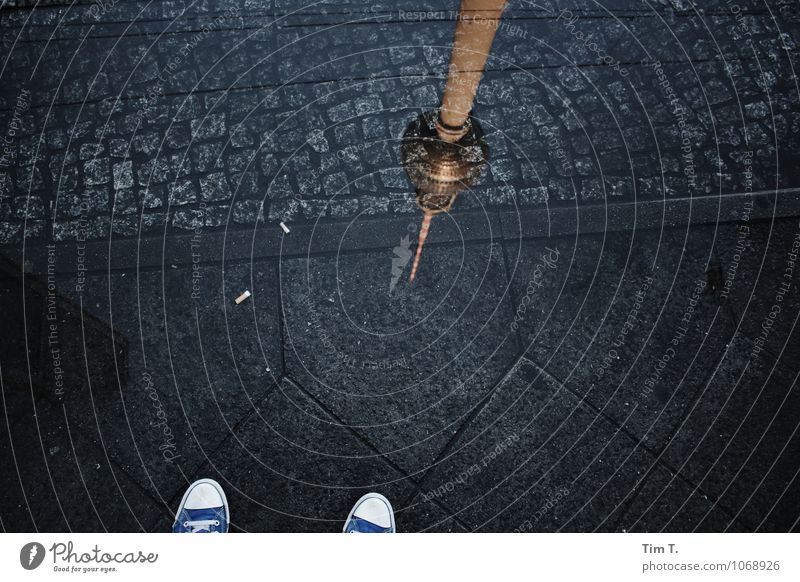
[401,0,506,282]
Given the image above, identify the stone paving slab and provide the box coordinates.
[614,462,747,532]
[716,216,800,371]
[187,377,465,532]
[507,224,739,451]
[661,336,800,532]
[281,242,521,476]
[5,261,285,511]
[0,400,166,532]
[409,357,657,532]
[1,0,799,534]
[499,189,800,242]
[2,1,799,247]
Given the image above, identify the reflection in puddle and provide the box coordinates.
[401,110,489,283]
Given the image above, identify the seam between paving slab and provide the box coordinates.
[518,347,750,531]
[399,351,528,509]
[279,375,472,532]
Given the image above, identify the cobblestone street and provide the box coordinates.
[1,0,799,532]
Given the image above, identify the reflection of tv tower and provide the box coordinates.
[408,191,456,283]
[409,213,431,284]
[28,545,38,566]
[401,0,506,282]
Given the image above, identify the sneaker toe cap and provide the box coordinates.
[184,482,225,510]
[354,496,392,528]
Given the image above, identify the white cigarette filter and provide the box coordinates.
[235,290,251,304]
[279,222,290,233]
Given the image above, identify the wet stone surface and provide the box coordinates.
[281,242,521,477]
[0,1,799,532]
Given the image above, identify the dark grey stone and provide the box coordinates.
[199,172,231,202]
[11,195,45,220]
[324,171,349,197]
[0,403,165,532]
[232,200,265,224]
[172,209,205,230]
[329,198,358,217]
[112,189,138,215]
[267,174,293,199]
[268,197,299,221]
[133,132,160,155]
[191,113,227,140]
[112,160,133,190]
[136,158,170,186]
[168,179,198,206]
[84,159,110,186]
[79,143,104,160]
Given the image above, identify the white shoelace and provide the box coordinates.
[184,519,220,533]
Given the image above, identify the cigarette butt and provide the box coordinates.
[279,222,290,233]
[235,290,251,304]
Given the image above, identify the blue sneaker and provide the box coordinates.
[343,493,395,533]
[172,478,229,533]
